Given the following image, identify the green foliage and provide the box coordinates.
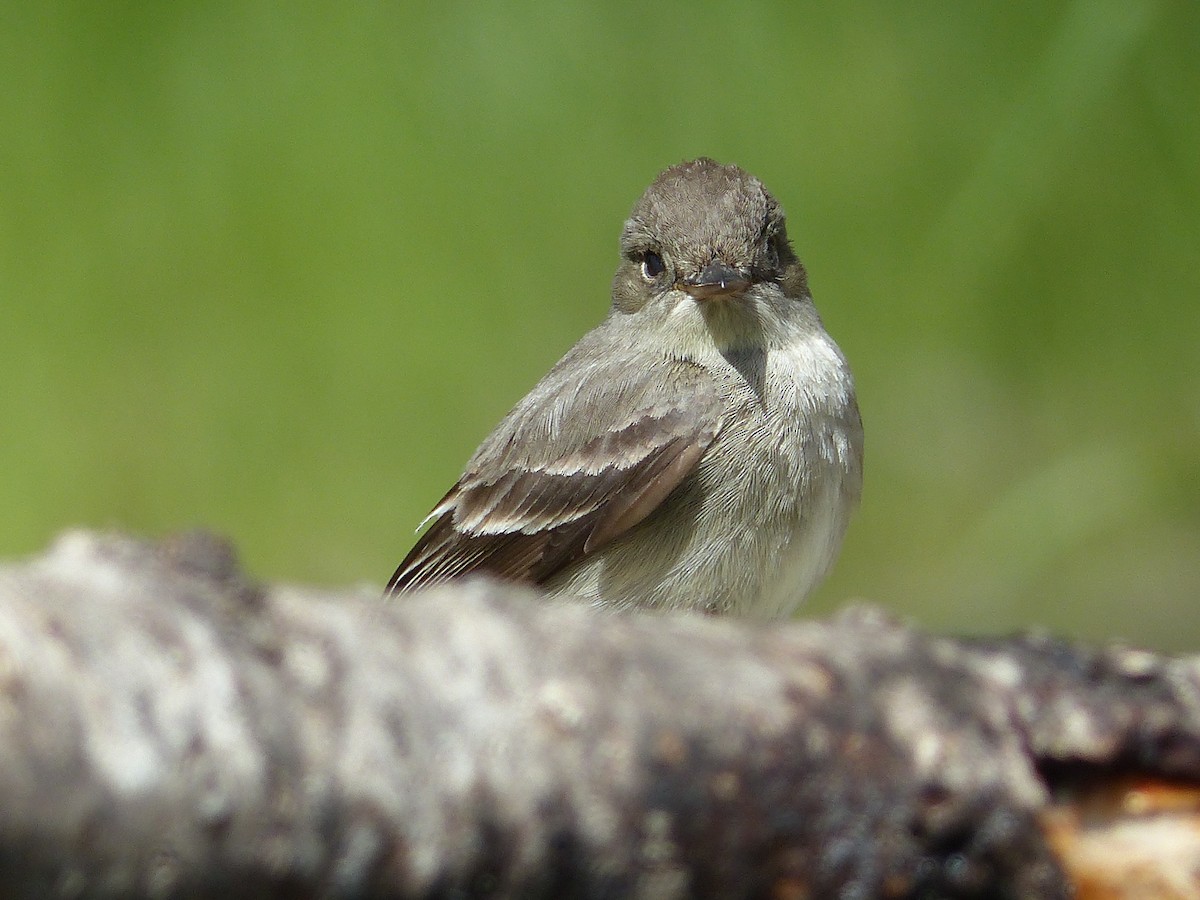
[1,2,1196,647]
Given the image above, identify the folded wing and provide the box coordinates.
[386,345,722,595]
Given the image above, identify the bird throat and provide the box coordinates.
[696,292,768,353]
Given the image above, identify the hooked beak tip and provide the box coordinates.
[678,261,751,300]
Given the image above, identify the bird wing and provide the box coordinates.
[386,337,723,595]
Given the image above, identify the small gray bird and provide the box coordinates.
[387,158,863,618]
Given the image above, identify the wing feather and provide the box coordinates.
[386,339,721,595]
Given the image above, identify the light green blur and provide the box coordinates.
[1,3,1196,648]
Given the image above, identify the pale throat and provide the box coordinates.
[661,287,804,360]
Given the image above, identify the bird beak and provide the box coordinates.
[678,261,752,301]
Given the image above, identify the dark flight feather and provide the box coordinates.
[386,336,723,595]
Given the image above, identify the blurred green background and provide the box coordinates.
[2,3,1196,648]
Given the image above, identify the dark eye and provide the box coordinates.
[641,251,665,280]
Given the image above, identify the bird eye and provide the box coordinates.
[641,251,665,280]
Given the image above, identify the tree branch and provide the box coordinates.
[0,530,1197,897]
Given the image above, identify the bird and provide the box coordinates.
[386,158,863,618]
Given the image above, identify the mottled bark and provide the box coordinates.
[0,530,1196,898]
